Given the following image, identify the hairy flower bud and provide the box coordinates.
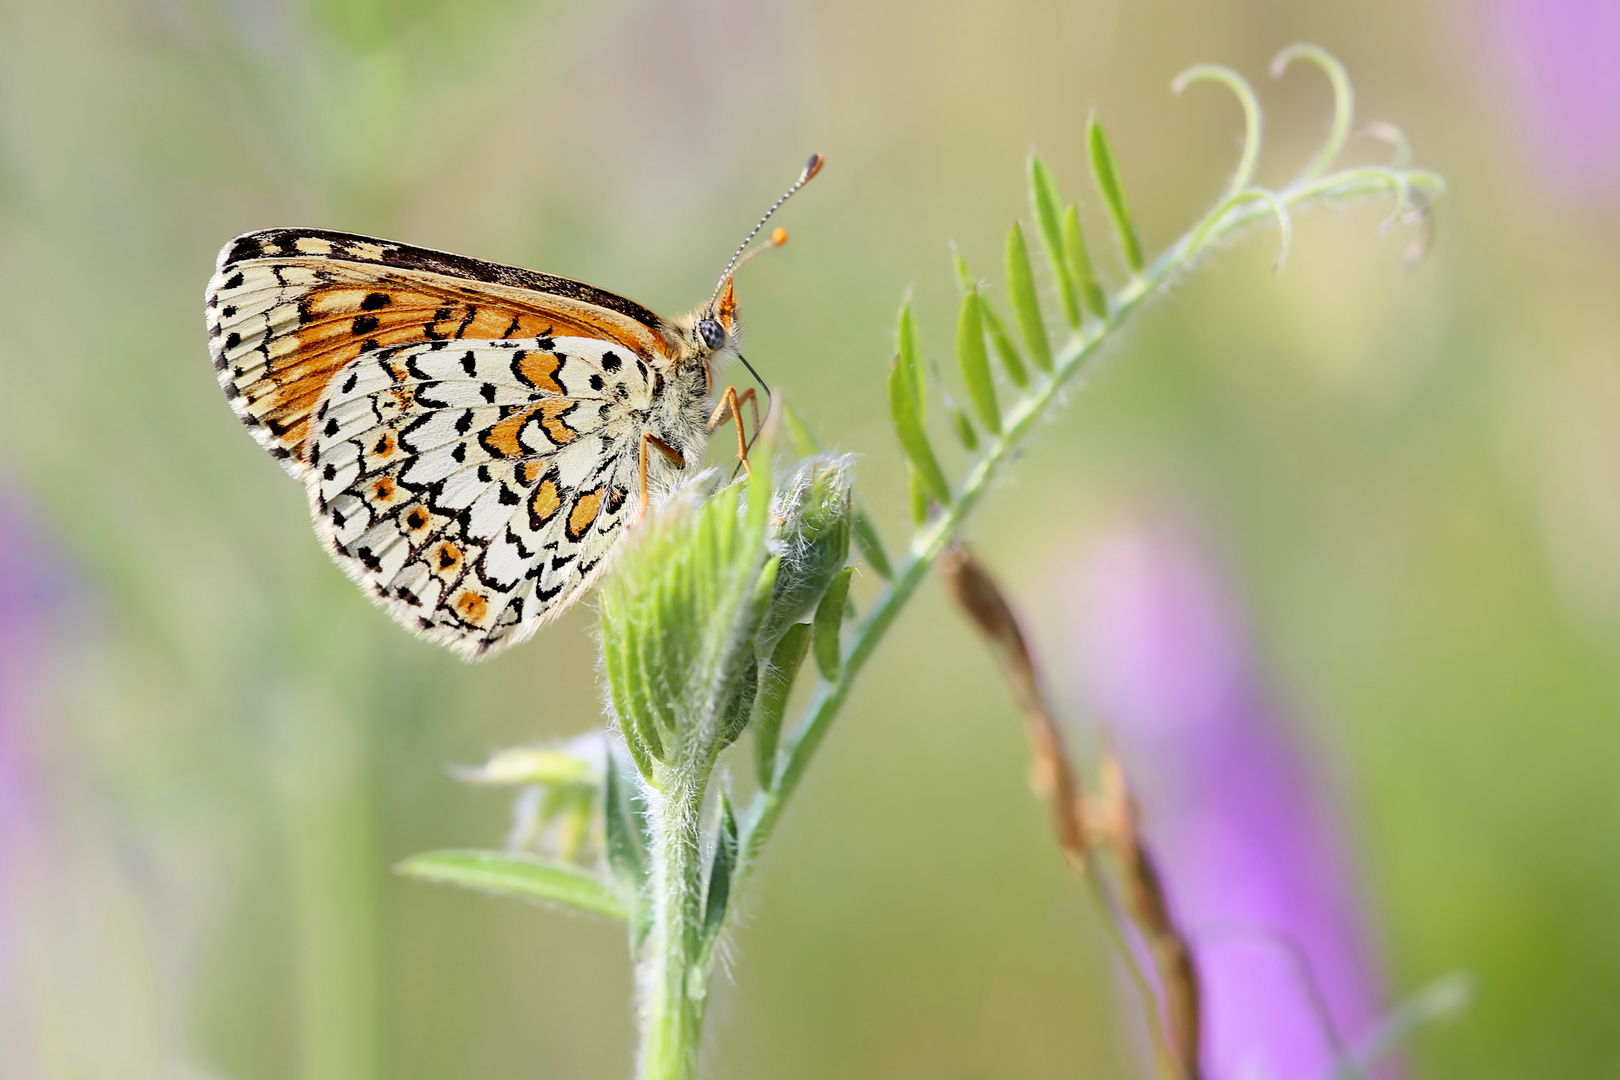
[758,455,854,650]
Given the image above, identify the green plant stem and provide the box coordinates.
[736,162,1443,888]
[638,766,713,1080]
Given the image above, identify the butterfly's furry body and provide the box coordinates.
[206,228,735,659]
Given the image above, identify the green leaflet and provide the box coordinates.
[852,511,894,581]
[896,301,926,421]
[951,246,975,292]
[953,246,1030,389]
[1063,203,1108,319]
[981,300,1029,389]
[951,406,979,451]
[813,566,854,682]
[699,795,739,961]
[1005,223,1054,373]
[1088,117,1144,274]
[907,467,929,524]
[603,758,646,897]
[602,619,663,769]
[397,850,630,921]
[454,746,597,786]
[718,644,762,749]
[1029,156,1081,328]
[956,289,1000,435]
[781,402,819,459]
[889,350,952,506]
[754,622,812,789]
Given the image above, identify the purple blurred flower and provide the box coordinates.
[1058,512,1387,1080]
[0,485,69,1068]
[0,493,61,849]
[1490,0,1620,197]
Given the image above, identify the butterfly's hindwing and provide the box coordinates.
[306,337,659,658]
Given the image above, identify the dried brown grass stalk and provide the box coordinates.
[1095,755,1203,1077]
[937,543,1088,871]
[939,542,1204,1080]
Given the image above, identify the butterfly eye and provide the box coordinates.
[697,317,726,351]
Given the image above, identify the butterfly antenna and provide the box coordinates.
[709,153,824,309]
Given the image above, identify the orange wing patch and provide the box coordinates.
[566,488,605,542]
[479,402,545,459]
[537,399,583,445]
[513,350,564,393]
[530,478,563,526]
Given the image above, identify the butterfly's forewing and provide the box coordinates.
[205,228,674,475]
[205,229,682,657]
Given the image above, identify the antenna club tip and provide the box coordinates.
[770,227,788,246]
[803,153,825,182]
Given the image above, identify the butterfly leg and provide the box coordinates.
[638,431,687,519]
[706,386,759,476]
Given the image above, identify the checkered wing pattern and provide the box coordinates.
[206,229,685,657]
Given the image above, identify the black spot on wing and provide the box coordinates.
[224,238,262,265]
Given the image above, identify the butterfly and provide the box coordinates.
[207,154,822,660]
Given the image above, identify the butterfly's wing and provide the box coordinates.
[205,229,681,657]
[206,227,676,477]
[309,336,657,658]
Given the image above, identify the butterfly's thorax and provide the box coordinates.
[646,318,737,485]
[646,356,711,473]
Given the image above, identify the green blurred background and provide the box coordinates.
[1,0,1617,1076]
